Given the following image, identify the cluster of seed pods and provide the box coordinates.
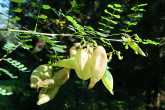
[30,65,70,105]
[30,44,114,105]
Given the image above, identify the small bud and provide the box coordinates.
[116,51,123,60]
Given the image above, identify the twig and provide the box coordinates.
[102,38,124,42]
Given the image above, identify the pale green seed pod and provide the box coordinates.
[127,41,146,57]
[69,45,77,57]
[57,48,90,80]
[82,45,94,80]
[74,49,89,80]
[88,46,107,89]
[52,68,70,87]
[30,64,52,88]
[36,68,70,88]
[37,87,60,105]
[102,70,114,95]
[126,34,146,57]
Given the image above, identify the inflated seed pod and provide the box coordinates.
[30,64,52,88]
[82,45,94,80]
[57,48,90,80]
[56,57,76,69]
[52,68,70,87]
[88,46,107,89]
[74,49,89,80]
[69,45,77,57]
[126,34,146,57]
[37,87,60,105]
[37,68,70,88]
[102,70,114,95]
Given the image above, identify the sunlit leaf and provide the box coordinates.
[10,0,24,3]
[113,14,120,19]
[38,14,48,19]
[107,4,114,8]
[24,45,33,48]
[114,4,121,7]
[138,3,147,7]
[42,5,51,9]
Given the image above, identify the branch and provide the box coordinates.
[0,28,124,42]
[0,28,82,37]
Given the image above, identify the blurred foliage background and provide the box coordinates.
[0,0,165,110]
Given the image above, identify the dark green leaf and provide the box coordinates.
[131,7,139,11]
[11,7,22,12]
[31,2,38,7]
[11,16,21,21]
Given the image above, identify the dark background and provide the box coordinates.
[0,0,165,110]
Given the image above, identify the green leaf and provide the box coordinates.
[11,7,22,12]
[138,3,147,7]
[125,45,129,49]
[131,7,139,11]
[114,4,121,8]
[31,2,38,7]
[56,45,67,48]
[139,9,145,11]
[66,16,77,24]
[98,22,114,29]
[84,26,94,31]
[109,20,117,24]
[10,0,24,3]
[102,70,114,95]
[42,5,51,9]
[96,32,109,37]
[113,14,120,19]
[24,45,33,48]
[125,30,132,33]
[107,4,114,9]
[11,16,21,21]
[104,9,111,15]
[38,14,48,19]
[114,8,123,12]
[52,47,65,53]
[40,35,54,45]
[20,35,31,38]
